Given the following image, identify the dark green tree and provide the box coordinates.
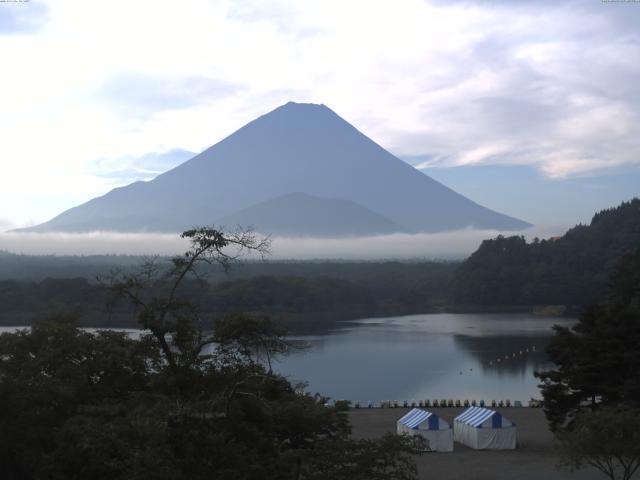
[0,314,156,479]
[104,226,271,371]
[556,406,640,480]
[302,433,425,480]
[0,226,423,480]
[451,198,640,308]
[536,251,640,430]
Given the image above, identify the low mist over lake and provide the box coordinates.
[0,225,564,258]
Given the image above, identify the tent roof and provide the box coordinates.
[398,408,435,429]
[455,407,505,427]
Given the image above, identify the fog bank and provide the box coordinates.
[0,226,566,259]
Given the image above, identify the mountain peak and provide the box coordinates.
[282,101,326,108]
[23,103,531,234]
[270,101,334,119]
[237,101,357,145]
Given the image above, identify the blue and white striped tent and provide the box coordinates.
[397,408,453,452]
[454,407,517,450]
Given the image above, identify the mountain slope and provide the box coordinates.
[25,102,530,234]
[218,192,405,236]
[450,198,640,307]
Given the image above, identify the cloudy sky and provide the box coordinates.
[1,0,639,231]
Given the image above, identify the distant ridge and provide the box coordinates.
[22,102,531,235]
[218,192,406,237]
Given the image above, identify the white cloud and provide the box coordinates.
[0,218,15,233]
[267,228,558,260]
[89,148,196,183]
[0,0,638,226]
[0,0,50,34]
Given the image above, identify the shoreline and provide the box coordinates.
[348,407,602,480]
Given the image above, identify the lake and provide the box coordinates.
[274,313,575,405]
[0,313,575,405]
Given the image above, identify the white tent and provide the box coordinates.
[396,408,453,452]
[454,406,517,450]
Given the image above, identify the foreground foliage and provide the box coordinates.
[0,227,423,480]
[536,251,640,430]
[536,251,640,479]
[557,406,640,480]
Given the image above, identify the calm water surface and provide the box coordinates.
[0,313,575,404]
[274,313,575,404]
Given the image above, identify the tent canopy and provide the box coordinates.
[398,408,448,430]
[454,407,517,450]
[397,408,453,452]
[454,406,514,428]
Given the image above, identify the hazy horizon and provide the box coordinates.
[0,224,567,259]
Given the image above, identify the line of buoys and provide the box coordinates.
[348,398,542,409]
[487,345,538,367]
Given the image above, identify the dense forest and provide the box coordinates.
[451,199,640,308]
[0,251,143,280]
[1,199,638,327]
[0,263,457,331]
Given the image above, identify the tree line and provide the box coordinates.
[0,266,456,330]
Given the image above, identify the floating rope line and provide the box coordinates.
[487,345,537,367]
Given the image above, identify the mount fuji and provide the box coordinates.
[23,102,530,235]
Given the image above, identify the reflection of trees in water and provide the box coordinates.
[453,334,552,379]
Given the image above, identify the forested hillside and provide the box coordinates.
[0,262,457,331]
[451,199,640,308]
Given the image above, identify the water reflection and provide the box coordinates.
[452,334,551,379]
[0,314,576,404]
[275,313,575,403]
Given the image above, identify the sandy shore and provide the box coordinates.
[348,407,605,480]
